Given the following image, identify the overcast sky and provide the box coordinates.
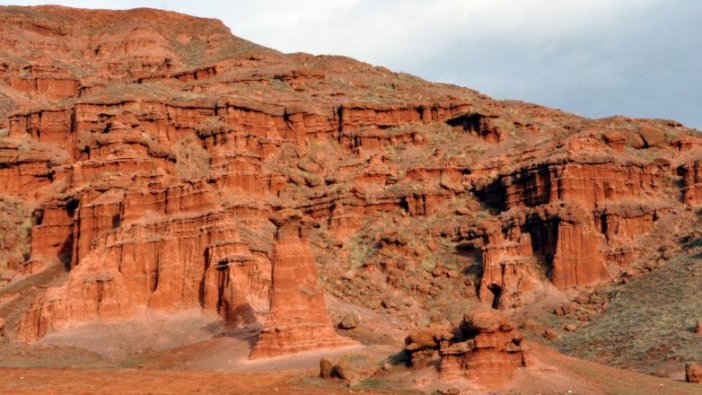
[4,0,702,129]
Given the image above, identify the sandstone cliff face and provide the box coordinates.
[18,212,274,341]
[473,160,673,308]
[680,161,702,206]
[0,6,701,357]
[17,249,135,341]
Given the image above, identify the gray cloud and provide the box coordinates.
[4,0,701,128]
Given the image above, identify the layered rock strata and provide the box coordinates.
[403,310,528,386]
[439,310,527,385]
[0,6,700,356]
[472,161,671,308]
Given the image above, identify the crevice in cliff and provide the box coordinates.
[475,179,508,212]
[33,209,44,226]
[61,198,80,270]
[65,198,79,215]
[488,284,503,310]
[111,214,121,229]
[526,218,558,280]
[151,256,160,293]
[216,259,229,315]
[335,105,344,141]
[399,196,410,213]
[447,113,483,133]
[599,212,609,241]
[58,234,73,271]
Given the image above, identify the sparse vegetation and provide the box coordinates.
[195,116,227,138]
[0,197,32,277]
[76,131,93,152]
[346,231,376,270]
[174,136,211,182]
[557,254,702,376]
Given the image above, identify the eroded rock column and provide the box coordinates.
[249,209,357,358]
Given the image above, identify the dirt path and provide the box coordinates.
[131,334,395,373]
[0,367,384,395]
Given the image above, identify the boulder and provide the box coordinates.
[627,132,647,149]
[686,362,702,384]
[319,358,334,379]
[405,325,453,352]
[338,313,359,330]
[404,324,453,367]
[638,125,666,148]
[543,327,560,341]
[321,352,378,384]
[461,309,508,333]
[438,309,527,386]
[336,352,378,380]
[603,130,646,149]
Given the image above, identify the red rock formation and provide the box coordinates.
[550,216,610,288]
[680,161,702,205]
[439,310,527,385]
[18,209,274,341]
[686,362,702,384]
[478,224,541,309]
[491,163,663,211]
[8,76,78,99]
[249,211,357,358]
[0,7,699,362]
[402,310,528,386]
[472,160,668,304]
[477,205,610,308]
[17,249,135,341]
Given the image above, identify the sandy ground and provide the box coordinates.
[0,367,389,395]
[1,344,698,395]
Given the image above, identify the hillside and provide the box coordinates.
[0,5,701,394]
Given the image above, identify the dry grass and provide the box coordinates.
[556,252,702,377]
[0,197,32,278]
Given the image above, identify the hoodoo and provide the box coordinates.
[249,210,357,358]
[440,310,528,385]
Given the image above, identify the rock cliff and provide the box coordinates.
[0,6,701,360]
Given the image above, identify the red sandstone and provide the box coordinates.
[0,6,699,372]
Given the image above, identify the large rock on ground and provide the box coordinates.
[686,362,702,384]
[338,312,359,330]
[404,324,453,368]
[440,310,527,386]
